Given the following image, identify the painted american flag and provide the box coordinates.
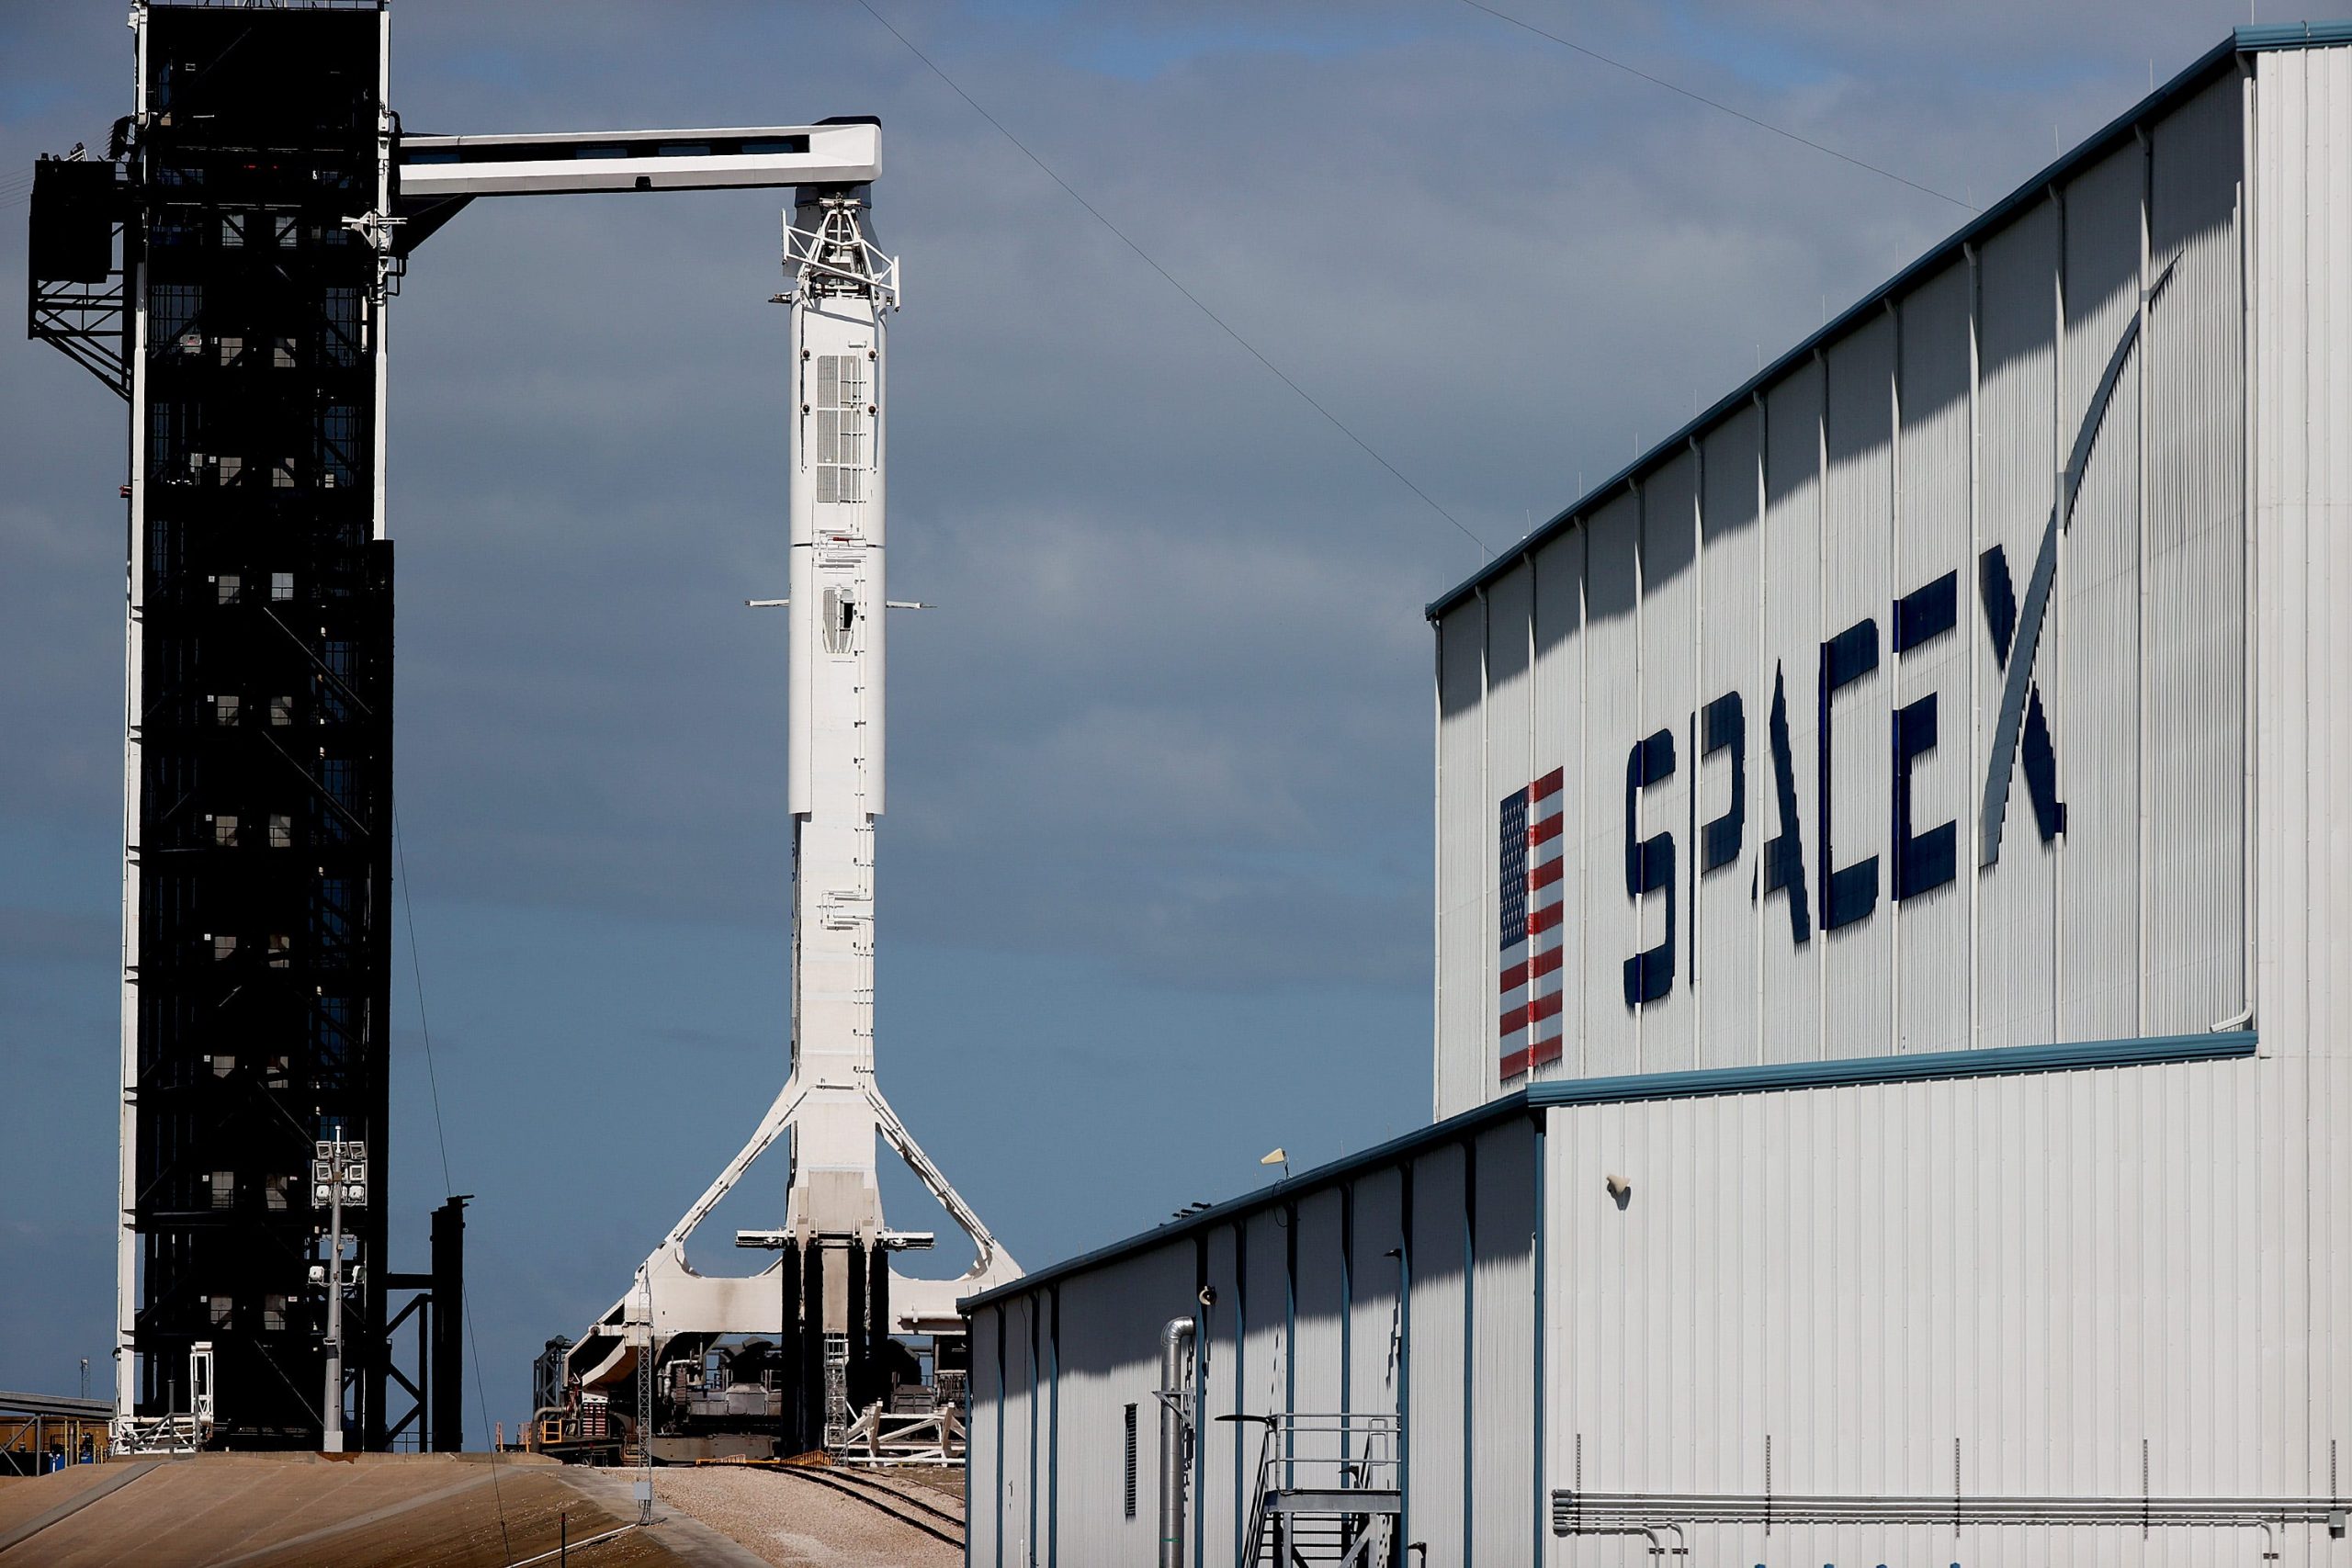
[1498,767,1566,1079]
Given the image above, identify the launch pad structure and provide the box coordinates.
[28,0,1014,1462]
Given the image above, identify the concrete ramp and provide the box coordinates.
[0,1453,764,1568]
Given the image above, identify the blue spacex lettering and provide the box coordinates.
[1491,258,2170,1031]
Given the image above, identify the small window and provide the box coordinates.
[216,454,242,486]
[1124,1403,1138,1517]
[273,213,298,246]
[272,458,296,489]
[270,571,294,602]
[212,933,236,961]
[216,574,240,604]
[267,933,291,969]
[268,814,292,849]
[213,693,240,725]
[217,334,243,366]
[269,695,294,727]
[219,213,243,248]
[212,813,238,847]
[264,1174,289,1210]
[209,1170,234,1209]
[273,337,296,369]
[262,1294,288,1332]
[209,1053,235,1078]
[209,1295,232,1326]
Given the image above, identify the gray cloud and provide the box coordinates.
[1,0,2256,1416]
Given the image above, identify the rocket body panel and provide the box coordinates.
[786,215,888,1246]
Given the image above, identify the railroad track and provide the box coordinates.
[761,1462,965,1549]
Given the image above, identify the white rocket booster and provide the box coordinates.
[565,175,1016,1407]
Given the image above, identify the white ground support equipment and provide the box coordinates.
[560,148,1020,1461]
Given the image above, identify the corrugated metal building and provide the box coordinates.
[966,28,2352,1566]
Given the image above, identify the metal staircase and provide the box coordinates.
[1230,1412,1401,1567]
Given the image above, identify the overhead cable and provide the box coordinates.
[854,0,1491,558]
[1453,0,1979,214]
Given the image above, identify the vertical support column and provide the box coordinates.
[799,1243,826,1448]
[114,0,153,1439]
[866,1244,890,1410]
[429,1197,465,1452]
[844,1242,869,1420]
[776,1238,802,1455]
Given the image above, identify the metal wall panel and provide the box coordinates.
[1822,313,1897,1057]
[2249,45,2352,1530]
[1580,494,1642,1077]
[1292,1189,1346,1418]
[1973,198,2062,1051]
[1529,531,1587,1082]
[1544,1055,2281,1566]
[1345,1167,1406,1432]
[1406,1143,1467,1562]
[1759,362,1825,1063]
[1486,561,1534,1095]
[2146,73,2247,1034]
[1894,261,1976,1055]
[1470,1121,1537,1565]
[994,1293,1038,1568]
[1694,407,1762,1068]
[1200,1224,1243,1565]
[1429,57,2256,1116]
[1046,1241,1193,1565]
[971,1303,1001,1568]
[2057,143,2147,1043]
[1241,1212,1289,1438]
[1634,451,1699,1071]
[1436,607,1487,1114]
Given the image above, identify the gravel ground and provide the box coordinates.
[650,1467,961,1568]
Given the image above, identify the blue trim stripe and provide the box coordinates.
[1523,1031,2255,1109]
[962,1032,2256,1313]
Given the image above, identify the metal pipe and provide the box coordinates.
[1157,1315,1194,1568]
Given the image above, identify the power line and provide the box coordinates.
[390,811,513,1565]
[1453,0,1979,214]
[854,0,1490,558]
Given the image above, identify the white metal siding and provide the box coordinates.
[1695,406,1762,1068]
[2249,42,2352,1529]
[1759,360,1825,1064]
[1292,1189,1345,1421]
[1436,605,1487,1115]
[2057,141,2146,1043]
[1634,452,1698,1071]
[1470,1122,1537,1565]
[1823,312,1896,1057]
[997,1294,1039,1567]
[1406,1144,1467,1563]
[1048,1242,1193,1565]
[1201,1224,1242,1565]
[1486,560,1534,1099]
[2145,73,2248,1034]
[971,1303,1002,1568]
[1543,1055,2293,1566]
[1346,1167,1407,1428]
[1241,1213,1289,1437]
[1529,530,1587,1081]
[1973,197,2062,1052]
[1894,260,1976,1054]
[1580,494,1641,1078]
[1431,69,2254,1114]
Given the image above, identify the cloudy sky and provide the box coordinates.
[1,0,2258,1431]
